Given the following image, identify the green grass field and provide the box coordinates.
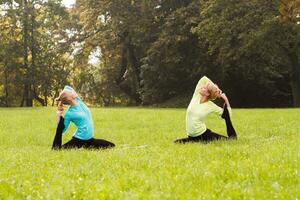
[0,107,299,199]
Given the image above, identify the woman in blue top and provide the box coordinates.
[52,86,115,149]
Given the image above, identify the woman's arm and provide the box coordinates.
[56,102,71,132]
[220,93,232,116]
[220,93,231,108]
[56,102,64,123]
[210,93,232,117]
[193,76,213,97]
[63,85,78,98]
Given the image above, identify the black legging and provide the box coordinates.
[52,117,115,150]
[174,104,237,144]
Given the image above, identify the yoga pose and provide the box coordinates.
[174,76,237,143]
[52,86,115,150]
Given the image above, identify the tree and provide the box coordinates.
[0,0,75,106]
[0,0,24,106]
[71,0,162,105]
[1,0,299,107]
[140,1,202,104]
[192,0,295,107]
[278,0,300,106]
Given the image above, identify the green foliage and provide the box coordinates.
[140,1,202,104]
[1,0,300,107]
[191,0,299,107]
[0,0,75,106]
[0,108,299,198]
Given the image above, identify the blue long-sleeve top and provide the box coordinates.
[62,86,94,140]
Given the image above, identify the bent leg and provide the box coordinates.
[200,129,227,142]
[61,137,86,149]
[52,116,65,150]
[174,133,215,143]
[86,138,115,149]
[175,129,227,144]
[52,117,85,150]
[222,104,237,139]
[61,137,115,150]
[174,137,196,144]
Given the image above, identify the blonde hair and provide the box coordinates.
[55,91,70,105]
[206,82,219,100]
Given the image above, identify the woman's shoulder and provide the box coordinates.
[64,107,76,117]
[207,100,220,107]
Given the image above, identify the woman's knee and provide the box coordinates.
[107,141,115,148]
[92,138,115,149]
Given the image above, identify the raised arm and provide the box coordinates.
[220,93,231,109]
[193,76,213,97]
[63,85,78,98]
[56,101,64,123]
[210,100,232,117]
[56,102,71,132]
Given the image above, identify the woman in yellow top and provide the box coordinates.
[175,76,237,143]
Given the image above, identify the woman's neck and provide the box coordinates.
[69,99,78,106]
[200,96,209,103]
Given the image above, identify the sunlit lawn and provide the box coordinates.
[0,107,299,199]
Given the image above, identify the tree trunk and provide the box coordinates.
[30,3,37,105]
[20,97,24,107]
[289,51,300,107]
[34,95,45,106]
[44,90,48,106]
[291,78,300,107]
[33,88,45,106]
[126,35,142,105]
[3,61,9,107]
[22,0,33,107]
[115,31,142,105]
[52,90,59,106]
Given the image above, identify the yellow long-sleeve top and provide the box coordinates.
[186,76,231,137]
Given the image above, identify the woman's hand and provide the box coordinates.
[220,93,228,101]
[56,108,64,116]
[220,93,231,108]
[56,102,64,123]
[214,84,223,98]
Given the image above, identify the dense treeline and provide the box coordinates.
[0,0,299,107]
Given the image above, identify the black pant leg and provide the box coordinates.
[86,138,115,149]
[175,129,227,144]
[52,116,65,150]
[222,104,237,139]
[174,134,208,143]
[174,137,196,144]
[52,117,86,150]
[61,137,87,149]
[200,129,227,142]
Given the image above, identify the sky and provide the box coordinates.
[62,0,101,65]
[62,0,76,8]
